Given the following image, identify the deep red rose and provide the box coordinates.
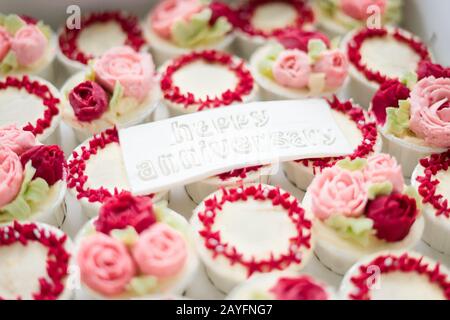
[275,28,330,51]
[68,80,109,122]
[209,1,239,26]
[20,145,65,186]
[269,276,329,300]
[371,79,410,125]
[95,192,156,234]
[417,61,450,80]
[366,193,418,242]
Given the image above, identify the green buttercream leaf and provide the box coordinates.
[385,0,403,24]
[367,182,393,200]
[0,14,6,26]
[24,178,50,204]
[308,39,327,62]
[85,63,96,82]
[0,51,18,73]
[330,36,341,50]
[317,0,338,17]
[36,21,52,40]
[386,99,411,137]
[404,186,422,210]
[127,276,158,296]
[337,158,367,171]
[4,14,26,35]
[109,81,124,113]
[110,226,139,246]
[258,44,283,79]
[401,71,418,90]
[250,291,273,300]
[154,201,186,233]
[325,215,375,247]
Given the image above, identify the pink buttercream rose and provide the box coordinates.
[132,223,187,277]
[0,146,24,208]
[409,76,450,148]
[272,49,311,89]
[340,0,386,21]
[313,50,349,89]
[0,26,11,62]
[94,46,155,102]
[309,166,368,220]
[0,125,36,155]
[150,0,203,39]
[11,25,47,66]
[363,154,404,192]
[77,233,136,296]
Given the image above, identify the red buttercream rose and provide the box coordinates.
[417,61,450,80]
[371,79,410,125]
[209,1,238,26]
[270,276,329,300]
[95,192,156,235]
[275,28,330,52]
[68,81,109,122]
[20,145,65,186]
[366,193,418,242]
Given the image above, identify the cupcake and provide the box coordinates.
[74,192,199,299]
[57,11,147,75]
[145,0,235,66]
[412,151,450,255]
[250,32,348,100]
[61,46,159,143]
[66,127,169,219]
[0,125,66,227]
[227,272,334,300]
[191,184,314,293]
[313,0,403,37]
[0,14,56,81]
[343,27,432,108]
[340,250,450,300]
[303,154,424,275]
[0,221,73,300]
[369,61,450,177]
[234,0,316,59]
[0,75,63,145]
[284,97,381,191]
[185,165,272,204]
[160,50,257,117]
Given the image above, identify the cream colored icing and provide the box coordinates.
[77,21,127,57]
[435,170,450,201]
[251,2,297,32]
[0,88,46,128]
[331,109,363,149]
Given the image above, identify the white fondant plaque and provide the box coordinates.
[119,99,353,194]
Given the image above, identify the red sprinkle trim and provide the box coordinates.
[161,50,254,110]
[197,184,312,276]
[0,76,60,136]
[217,165,263,181]
[416,151,450,218]
[58,11,146,65]
[295,96,378,172]
[348,252,450,300]
[235,0,315,38]
[347,28,431,85]
[0,221,70,300]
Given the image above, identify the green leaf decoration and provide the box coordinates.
[317,0,338,17]
[257,44,284,79]
[384,0,403,24]
[308,39,327,62]
[336,158,367,171]
[154,201,186,233]
[4,14,26,35]
[110,226,139,246]
[367,182,394,200]
[401,71,418,90]
[0,51,18,73]
[325,215,375,247]
[385,99,411,137]
[250,291,273,300]
[0,14,6,26]
[330,36,341,50]
[85,64,96,82]
[404,186,423,210]
[109,81,124,113]
[127,276,158,296]
[36,21,52,40]
[25,178,50,204]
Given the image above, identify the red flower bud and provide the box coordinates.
[20,145,65,186]
[371,79,410,125]
[68,80,109,122]
[270,276,329,300]
[275,28,330,52]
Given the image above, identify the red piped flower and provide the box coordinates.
[270,276,329,300]
[69,81,109,122]
[417,61,450,80]
[275,28,330,51]
[95,192,156,234]
[366,193,418,242]
[20,145,65,186]
[209,1,239,26]
[371,79,410,125]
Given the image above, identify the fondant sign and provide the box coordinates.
[119,99,353,194]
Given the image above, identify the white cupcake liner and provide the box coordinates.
[73,208,199,300]
[411,164,450,256]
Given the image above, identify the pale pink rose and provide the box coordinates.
[363,154,404,192]
[150,0,203,39]
[309,166,368,220]
[409,76,450,148]
[77,233,136,296]
[94,46,155,102]
[0,146,24,208]
[313,50,349,89]
[272,49,311,89]
[11,25,48,66]
[132,223,187,277]
[0,26,11,62]
[0,125,36,155]
[340,0,387,20]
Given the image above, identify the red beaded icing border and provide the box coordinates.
[235,0,315,38]
[217,165,263,181]
[0,221,70,300]
[348,252,450,300]
[295,96,378,172]
[0,76,60,136]
[58,11,146,65]
[416,151,450,218]
[160,50,254,111]
[347,28,431,85]
[197,184,312,276]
